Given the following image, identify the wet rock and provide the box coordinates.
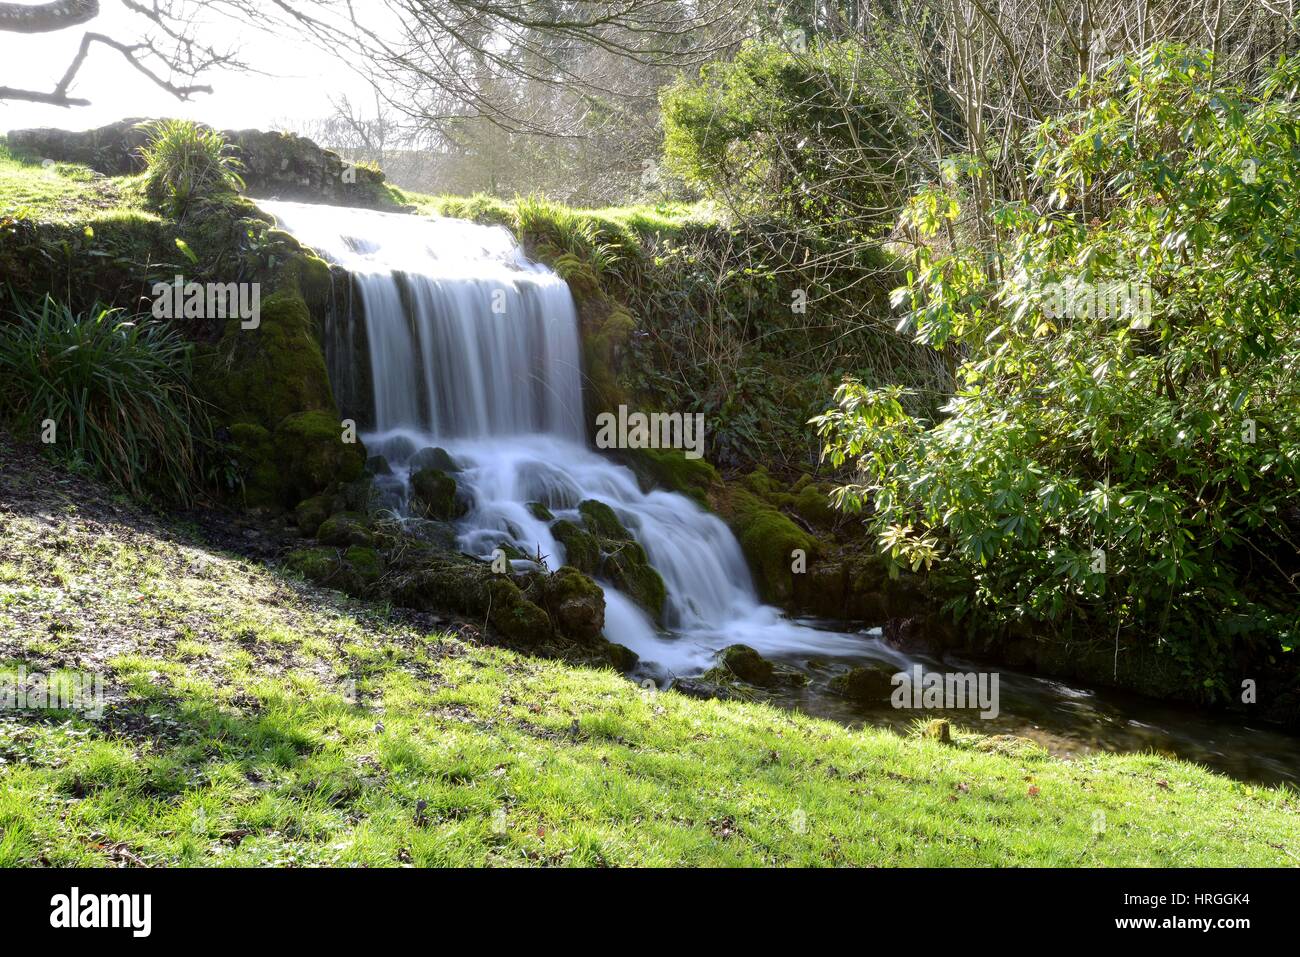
[715,644,775,686]
[544,566,605,642]
[828,665,898,703]
[410,467,466,521]
[670,676,737,701]
[550,519,600,574]
[527,501,554,522]
[411,446,460,473]
[317,511,373,547]
[367,454,393,476]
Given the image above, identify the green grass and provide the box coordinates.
[0,140,150,223]
[0,442,1296,867]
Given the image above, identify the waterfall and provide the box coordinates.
[260,200,899,678]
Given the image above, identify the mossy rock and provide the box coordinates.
[317,512,373,548]
[486,578,553,643]
[228,423,280,508]
[617,447,718,505]
[284,546,338,584]
[410,446,460,473]
[343,546,384,585]
[828,665,897,703]
[274,411,366,506]
[551,519,600,574]
[577,499,629,541]
[721,487,816,604]
[410,467,465,521]
[195,291,334,431]
[602,545,666,623]
[544,566,606,642]
[791,483,836,527]
[715,644,775,686]
[366,455,393,476]
[294,493,333,536]
[527,501,554,522]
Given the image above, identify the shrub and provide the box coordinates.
[0,295,215,503]
[814,46,1300,696]
[138,119,244,218]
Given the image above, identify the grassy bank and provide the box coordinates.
[0,436,1296,867]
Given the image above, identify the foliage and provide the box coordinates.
[138,120,245,219]
[814,46,1300,693]
[0,294,215,503]
[661,40,909,232]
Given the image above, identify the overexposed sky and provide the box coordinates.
[0,0,381,136]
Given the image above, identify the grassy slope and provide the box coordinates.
[0,436,1297,867]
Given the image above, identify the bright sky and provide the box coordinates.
[0,1,381,137]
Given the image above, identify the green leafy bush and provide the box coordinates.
[660,40,908,231]
[0,295,215,503]
[814,46,1300,694]
[138,119,244,218]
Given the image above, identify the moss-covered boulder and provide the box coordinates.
[577,499,627,541]
[617,447,718,505]
[527,501,554,521]
[343,546,384,586]
[715,644,776,686]
[390,552,551,645]
[828,665,897,703]
[551,519,600,574]
[293,493,333,536]
[409,467,465,521]
[543,566,605,642]
[570,499,667,622]
[317,512,373,548]
[274,411,366,505]
[719,486,816,604]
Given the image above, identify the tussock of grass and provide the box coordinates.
[0,439,1296,867]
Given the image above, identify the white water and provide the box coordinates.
[259,200,901,678]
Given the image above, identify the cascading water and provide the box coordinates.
[259,200,904,679]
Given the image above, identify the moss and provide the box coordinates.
[551,519,600,574]
[716,644,775,686]
[343,546,384,586]
[527,502,554,521]
[577,499,629,540]
[487,579,553,643]
[410,467,463,521]
[227,423,280,508]
[195,291,334,430]
[602,545,667,622]
[719,486,816,604]
[618,447,718,505]
[274,411,366,506]
[790,483,836,527]
[544,566,606,642]
[317,512,372,548]
[828,666,896,702]
[284,547,338,584]
[293,494,333,536]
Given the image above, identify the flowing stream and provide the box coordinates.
[260,200,1300,786]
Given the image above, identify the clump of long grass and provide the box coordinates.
[138,119,244,218]
[0,294,215,503]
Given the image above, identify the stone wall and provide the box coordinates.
[6,118,399,208]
